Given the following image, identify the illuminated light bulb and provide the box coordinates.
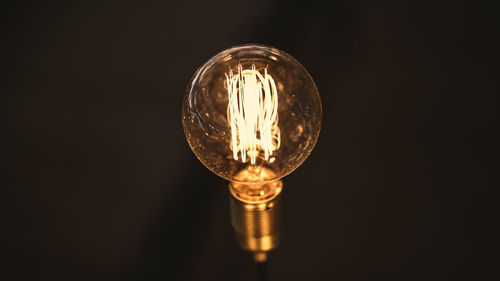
[182,44,321,261]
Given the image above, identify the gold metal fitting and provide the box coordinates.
[229,177,283,262]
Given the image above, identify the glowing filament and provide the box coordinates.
[226,64,280,164]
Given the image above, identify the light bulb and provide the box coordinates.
[182,44,321,261]
[183,44,321,184]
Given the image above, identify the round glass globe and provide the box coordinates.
[182,44,321,183]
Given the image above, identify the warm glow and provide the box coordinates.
[226,64,280,164]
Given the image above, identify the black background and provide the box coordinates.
[2,1,497,280]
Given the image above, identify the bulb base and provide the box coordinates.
[229,179,282,262]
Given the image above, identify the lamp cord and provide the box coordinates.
[255,261,270,281]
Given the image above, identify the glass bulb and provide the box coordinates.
[182,44,321,183]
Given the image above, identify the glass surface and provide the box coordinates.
[182,44,321,183]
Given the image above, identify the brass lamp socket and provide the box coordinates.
[229,179,283,263]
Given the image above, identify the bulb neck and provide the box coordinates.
[229,179,283,262]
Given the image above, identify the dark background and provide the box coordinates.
[1,1,497,280]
